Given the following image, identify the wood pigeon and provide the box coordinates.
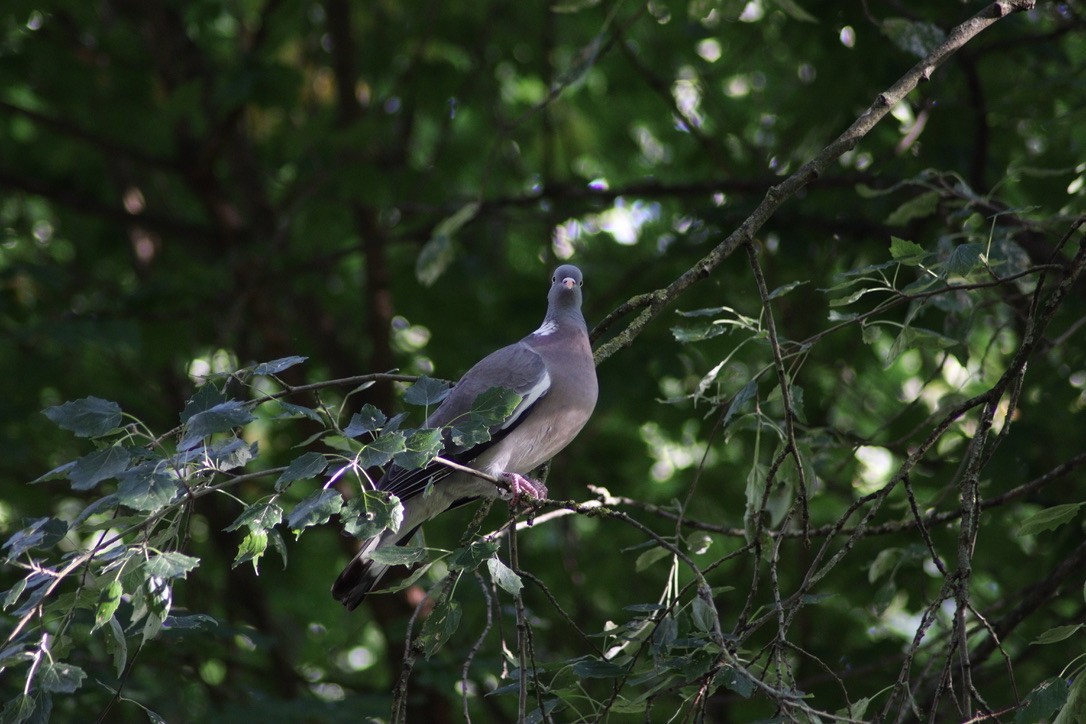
[332,264,598,610]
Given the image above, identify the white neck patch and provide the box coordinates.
[533,320,557,337]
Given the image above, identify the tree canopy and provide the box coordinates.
[3,0,1086,722]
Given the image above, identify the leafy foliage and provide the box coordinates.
[3,1,1086,722]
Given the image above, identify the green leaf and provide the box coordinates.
[393,428,444,470]
[671,321,729,343]
[1016,677,1069,724]
[1055,673,1086,724]
[881,18,947,58]
[226,501,284,532]
[233,529,268,571]
[889,236,927,262]
[268,529,289,569]
[767,280,808,300]
[1018,503,1084,537]
[416,202,478,286]
[358,431,407,468]
[419,596,462,658]
[209,439,256,471]
[180,400,254,450]
[367,545,427,566]
[450,415,492,449]
[94,580,122,631]
[144,552,199,580]
[344,404,387,437]
[945,243,985,277]
[868,548,901,583]
[30,460,76,485]
[341,492,404,539]
[251,356,307,376]
[720,667,754,698]
[106,618,127,678]
[449,539,500,571]
[36,662,86,694]
[275,452,327,491]
[287,489,343,533]
[767,0,816,23]
[42,397,122,438]
[572,657,627,678]
[0,695,36,723]
[1031,624,1083,645]
[67,446,131,491]
[887,191,940,226]
[724,380,757,429]
[690,595,715,632]
[3,518,69,559]
[635,546,670,572]
[470,387,524,426]
[181,384,226,424]
[271,401,323,423]
[486,556,523,595]
[116,468,181,513]
[686,532,713,555]
[403,376,451,406]
[886,327,957,367]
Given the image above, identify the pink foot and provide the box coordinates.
[500,472,548,509]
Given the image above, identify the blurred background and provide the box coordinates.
[3,0,1086,721]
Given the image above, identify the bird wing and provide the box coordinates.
[376,341,550,502]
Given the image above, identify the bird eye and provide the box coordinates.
[578,280,583,287]
[551,276,556,282]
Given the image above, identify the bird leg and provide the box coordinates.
[500,472,548,524]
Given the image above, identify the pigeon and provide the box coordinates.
[332,264,598,610]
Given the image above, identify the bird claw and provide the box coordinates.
[500,473,548,524]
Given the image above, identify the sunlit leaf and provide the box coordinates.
[144,552,199,580]
[393,428,444,470]
[286,489,343,533]
[36,662,86,694]
[94,580,122,631]
[470,387,523,426]
[341,492,404,540]
[486,556,523,595]
[226,501,284,532]
[889,236,927,262]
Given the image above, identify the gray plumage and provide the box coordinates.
[332,264,598,610]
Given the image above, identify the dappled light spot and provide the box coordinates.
[854,445,893,494]
[840,25,856,48]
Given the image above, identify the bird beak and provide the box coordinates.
[562,277,576,289]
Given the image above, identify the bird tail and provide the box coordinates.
[330,525,421,611]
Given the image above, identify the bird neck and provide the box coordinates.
[534,307,586,337]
